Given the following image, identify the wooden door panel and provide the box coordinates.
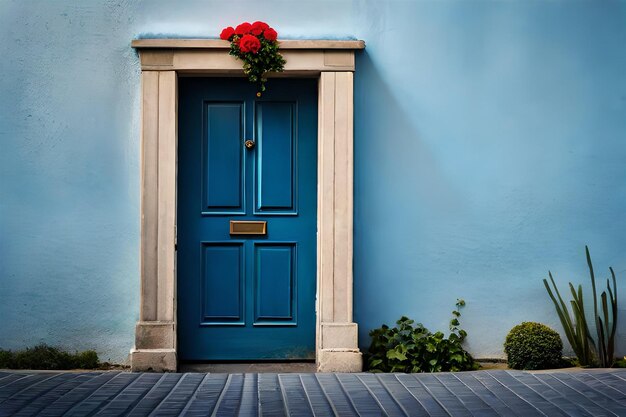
[178,77,317,360]
[202,102,245,214]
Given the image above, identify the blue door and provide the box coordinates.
[177,78,317,360]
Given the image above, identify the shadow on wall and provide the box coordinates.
[352,50,463,351]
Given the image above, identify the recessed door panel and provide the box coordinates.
[255,102,296,214]
[254,243,296,324]
[202,103,244,214]
[178,78,317,360]
[201,242,244,325]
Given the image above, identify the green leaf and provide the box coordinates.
[369,359,383,368]
[386,349,407,361]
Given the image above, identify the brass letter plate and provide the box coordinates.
[230,220,267,235]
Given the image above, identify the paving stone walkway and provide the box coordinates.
[1,369,626,416]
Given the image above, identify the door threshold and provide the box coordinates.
[179,361,316,373]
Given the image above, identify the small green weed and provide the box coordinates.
[0,344,100,370]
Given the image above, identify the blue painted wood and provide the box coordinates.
[255,101,296,213]
[203,103,245,214]
[255,243,296,323]
[201,242,244,325]
[178,77,318,360]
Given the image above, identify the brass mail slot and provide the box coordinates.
[230,220,267,235]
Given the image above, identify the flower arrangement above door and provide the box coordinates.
[220,21,286,96]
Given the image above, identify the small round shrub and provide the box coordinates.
[504,322,563,370]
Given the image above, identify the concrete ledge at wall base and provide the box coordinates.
[317,349,362,372]
[130,348,177,372]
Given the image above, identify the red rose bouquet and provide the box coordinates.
[220,21,286,96]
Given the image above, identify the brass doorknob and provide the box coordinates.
[245,140,255,149]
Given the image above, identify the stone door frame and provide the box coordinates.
[129,39,364,372]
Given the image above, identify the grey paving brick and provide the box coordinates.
[395,373,449,416]
[126,373,183,417]
[12,373,98,416]
[0,373,70,416]
[377,373,430,417]
[550,372,626,416]
[471,371,543,416]
[336,374,384,416]
[1,369,626,416]
[299,373,335,416]
[434,373,498,417]
[316,373,359,416]
[150,373,206,416]
[278,374,314,417]
[179,373,228,416]
[356,373,406,417]
[453,373,518,416]
[533,373,615,417]
[37,372,118,416]
[214,373,245,417]
[509,372,592,416]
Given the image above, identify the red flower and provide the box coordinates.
[264,27,278,41]
[234,22,252,35]
[220,26,235,40]
[238,34,261,54]
[250,21,269,36]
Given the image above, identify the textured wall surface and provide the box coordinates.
[1,0,625,363]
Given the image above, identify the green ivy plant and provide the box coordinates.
[543,246,618,367]
[366,299,478,373]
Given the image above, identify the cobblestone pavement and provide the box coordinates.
[1,369,626,416]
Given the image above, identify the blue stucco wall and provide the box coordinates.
[1,0,625,363]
